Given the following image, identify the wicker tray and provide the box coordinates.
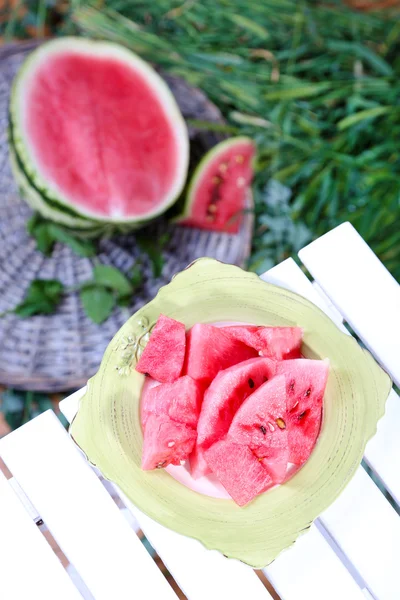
[0,41,253,392]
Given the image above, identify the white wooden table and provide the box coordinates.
[1,222,399,600]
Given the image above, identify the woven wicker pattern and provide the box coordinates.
[0,42,253,392]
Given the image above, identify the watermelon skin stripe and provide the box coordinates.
[8,129,103,231]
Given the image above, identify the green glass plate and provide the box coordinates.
[70,258,391,567]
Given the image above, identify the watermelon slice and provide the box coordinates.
[184,323,257,384]
[176,137,255,233]
[142,375,203,428]
[276,359,329,464]
[189,444,211,480]
[229,376,289,483]
[197,357,276,449]
[224,325,303,360]
[136,315,186,383]
[142,415,196,470]
[10,38,189,226]
[204,439,273,506]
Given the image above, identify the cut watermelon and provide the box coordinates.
[224,325,303,360]
[176,137,255,233]
[142,375,203,428]
[204,439,273,506]
[10,38,189,225]
[142,414,196,470]
[184,323,257,384]
[189,444,211,479]
[276,359,329,464]
[197,357,276,449]
[136,315,186,383]
[229,376,289,483]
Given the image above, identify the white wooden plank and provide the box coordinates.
[261,258,344,328]
[60,395,273,600]
[363,387,400,505]
[0,470,82,600]
[0,411,177,600]
[298,221,400,387]
[264,524,365,600]
[320,467,400,600]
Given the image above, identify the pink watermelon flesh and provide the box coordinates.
[142,414,196,470]
[179,138,255,233]
[136,315,186,383]
[184,323,257,384]
[229,375,289,483]
[276,359,329,465]
[224,325,303,360]
[142,375,203,428]
[24,47,187,220]
[197,357,276,449]
[189,444,211,479]
[204,439,273,506]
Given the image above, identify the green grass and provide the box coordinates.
[2,0,400,279]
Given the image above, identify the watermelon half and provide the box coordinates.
[176,137,255,233]
[10,38,189,226]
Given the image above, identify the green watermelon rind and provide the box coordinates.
[8,135,105,232]
[174,136,255,222]
[10,37,189,224]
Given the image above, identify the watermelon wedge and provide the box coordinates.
[184,323,257,384]
[10,38,189,226]
[204,439,273,506]
[197,357,276,449]
[136,315,186,383]
[176,137,255,233]
[189,444,211,480]
[142,375,203,428]
[277,359,329,464]
[224,325,303,360]
[229,375,289,483]
[142,414,196,470]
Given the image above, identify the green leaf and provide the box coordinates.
[326,40,393,76]
[227,14,269,39]
[13,279,64,318]
[1,390,25,414]
[129,264,143,288]
[337,107,392,131]
[80,286,115,324]
[116,294,132,307]
[48,225,96,257]
[27,214,55,256]
[27,214,96,258]
[264,84,329,100]
[136,234,168,278]
[93,264,133,296]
